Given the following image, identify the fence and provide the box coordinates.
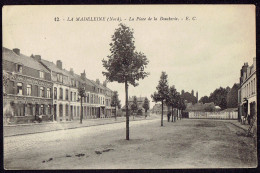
[189,111,238,120]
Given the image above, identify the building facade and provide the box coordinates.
[238,58,257,124]
[3,48,53,124]
[3,47,116,124]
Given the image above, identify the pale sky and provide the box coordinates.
[3,5,256,107]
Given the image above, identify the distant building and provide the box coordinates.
[238,58,257,122]
[122,96,150,113]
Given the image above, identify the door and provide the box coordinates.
[54,104,57,121]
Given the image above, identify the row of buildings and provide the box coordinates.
[3,47,115,124]
[238,58,257,123]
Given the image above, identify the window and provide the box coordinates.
[40,71,44,79]
[40,87,44,97]
[27,84,32,96]
[48,105,51,115]
[17,83,23,95]
[74,92,76,102]
[71,92,73,101]
[59,88,63,100]
[66,89,69,100]
[46,88,51,98]
[54,87,57,99]
[87,93,89,103]
[17,64,23,73]
[40,105,44,115]
[57,74,62,83]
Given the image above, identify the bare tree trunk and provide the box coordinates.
[125,80,129,140]
[80,97,83,124]
[161,101,163,126]
[172,106,174,122]
[177,109,179,120]
[115,106,117,120]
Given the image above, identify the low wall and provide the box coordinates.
[189,111,238,120]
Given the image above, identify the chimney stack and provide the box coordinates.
[34,55,41,61]
[191,90,194,96]
[56,60,62,69]
[103,80,107,87]
[70,68,74,75]
[13,48,20,55]
[196,91,198,103]
[96,79,100,85]
[80,70,86,80]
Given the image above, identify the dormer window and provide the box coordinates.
[40,71,44,79]
[17,64,23,73]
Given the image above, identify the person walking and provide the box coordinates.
[167,111,171,122]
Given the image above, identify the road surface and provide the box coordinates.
[4,118,257,169]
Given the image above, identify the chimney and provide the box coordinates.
[80,70,86,80]
[56,60,62,69]
[34,55,41,61]
[196,91,198,103]
[103,80,107,87]
[96,79,100,85]
[191,90,194,96]
[69,68,74,75]
[181,90,184,95]
[13,48,20,55]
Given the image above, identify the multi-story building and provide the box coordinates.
[3,47,117,124]
[3,47,53,124]
[238,58,257,123]
[40,59,75,121]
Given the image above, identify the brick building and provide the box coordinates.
[3,47,53,124]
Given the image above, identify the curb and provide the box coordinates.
[4,118,157,137]
[228,121,249,132]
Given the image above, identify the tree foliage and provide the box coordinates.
[151,72,169,102]
[181,91,197,104]
[111,91,121,109]
[131,96,138,113]
[166,85,178,109]
[142,97,150,113]
[151,71,169,126]
[208,87,229,110]
[102,23,149,87]
[227,83,239,108]
[199,96,210,104]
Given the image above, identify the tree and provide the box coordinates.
[227,83,239,108]
[142,97,150,118]
[178,96,186,120]
[166,85,178,122]
[209,87,229,110]
[151,71,169,126]
[102,23,149,140]
[131,96,138,119]
[111,91,121,120]
[78,86,86,124]
[199,96,210,104]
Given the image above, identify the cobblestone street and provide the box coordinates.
[4,117,257,169]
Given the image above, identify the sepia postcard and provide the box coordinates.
[2,5,257,169]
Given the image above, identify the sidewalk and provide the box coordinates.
[4,115,156,137]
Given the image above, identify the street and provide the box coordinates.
[4,117,257,169]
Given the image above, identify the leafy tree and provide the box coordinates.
[131,96,138,119]
[227,83,239,108]
[151,71,169,126]
[166,85,178,122]
[209,87,229,110]
[199,96,210,104]
[78,85,86,124]
[3,71,11,96]
[178,96,186,119]
[111,91,121,120]
[181,91,197,104]
[142,97,150,118]
[102,23,149,140]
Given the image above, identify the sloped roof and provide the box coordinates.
[40,59,68,76]
[2,47,49,73]
[129,97,147,102]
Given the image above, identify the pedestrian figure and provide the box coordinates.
[167,111,171,122]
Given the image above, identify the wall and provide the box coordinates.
[189,111,238,119]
